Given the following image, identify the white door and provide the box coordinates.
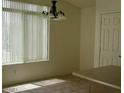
[99,12,121,67]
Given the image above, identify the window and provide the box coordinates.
[2,0,49,65]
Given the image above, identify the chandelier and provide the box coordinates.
[42,0,66,20]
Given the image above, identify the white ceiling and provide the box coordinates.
[16,0,96,8]
[63,0,96,8]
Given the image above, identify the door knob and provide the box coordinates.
[118,56,121,58]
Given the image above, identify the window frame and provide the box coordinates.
[2,3,50,66]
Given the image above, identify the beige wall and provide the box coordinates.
[80,7,96,70]
[96,0,121,11]
[3,0,81,87]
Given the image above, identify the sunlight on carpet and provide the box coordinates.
[3,84,41,93]
[33,79,66,86]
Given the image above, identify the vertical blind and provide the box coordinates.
[2,0,49,65]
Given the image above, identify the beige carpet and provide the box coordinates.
[3,75,89,93]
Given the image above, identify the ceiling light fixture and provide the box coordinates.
[42,0,66,21]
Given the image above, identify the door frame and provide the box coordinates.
[94,10,121,68]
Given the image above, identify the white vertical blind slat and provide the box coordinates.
[2,0,49,65]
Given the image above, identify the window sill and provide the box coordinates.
[2,60,49,66]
